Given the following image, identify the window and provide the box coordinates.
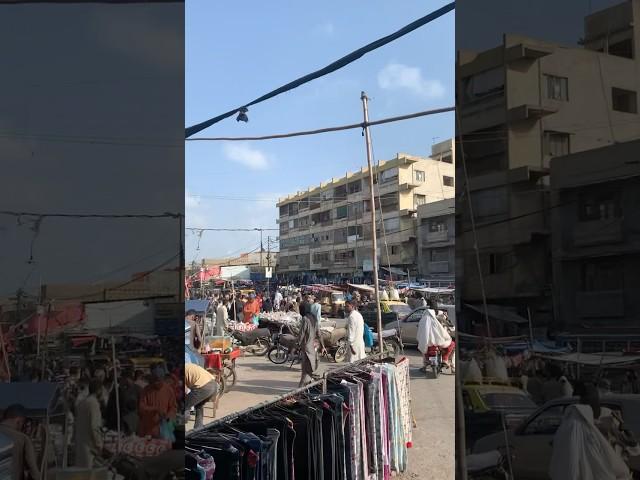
[483,252,509,275]
[612,87,638,113]
[313,252,330,263]
[348,202,363,220]
[472,187,508,219]
[311,210,331,224]
[383,217,400,233]
[335,205,348,219]
[348,180,362,194]
[334,184,347,199]
[299,198,309,210]
[391,245,399,255]
[544,131,570,157]
[461,67,504,103]
[430,248,449,262]
[414,170,426,182]
[429,218,447,232]
[347,225,362,237]
[443,176,454,187]
[289,202,299,216]
[335,250,355,261]
[579,191,620,221]
[441,153,453,164]
[279,204,289,217]
[379,167,399,183]
[298,216,309,228]
[523,405,566,435]
[581,259,624,292]
[406,308,425,323]
[544,74,569,101]
[414,194,427,208]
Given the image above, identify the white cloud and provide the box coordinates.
[377,63,445,99]
[313,21,335,37]
[223,143,269,170]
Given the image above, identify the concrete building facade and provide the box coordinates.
[456,0,640,331]
[551,139,640,333]
[417,198,455,285]
[277,141,455,280]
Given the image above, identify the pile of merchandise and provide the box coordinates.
[185,357,412,480]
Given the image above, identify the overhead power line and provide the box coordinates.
[0,210,181,219]
[186,227,279,232]
[187,106,454,142]
[185,2,455,138]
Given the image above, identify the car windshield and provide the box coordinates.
[332,293,345,302]
[390,304,412,317]
[480,392,536,410]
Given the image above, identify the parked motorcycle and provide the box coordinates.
[320,326,348,363]
[368,328,404,357]
[228,327,271,356]
[267,324,300,365]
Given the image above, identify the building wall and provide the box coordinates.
[417,198,455,280]
[551,140,640,331]
[277,146,454,277]
[456,1,640,327]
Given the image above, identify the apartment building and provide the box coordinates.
[456,0,640,330]
[417,198,455,285]
[277,141,455,280]
[551,140,640,334]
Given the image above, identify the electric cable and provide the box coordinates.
[185,3,454,137]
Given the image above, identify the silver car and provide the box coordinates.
[472,394,640,479]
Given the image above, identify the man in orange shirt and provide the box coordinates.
[138,374,177,438]
[243,294,260,324]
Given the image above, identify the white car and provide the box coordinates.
[472,394,640,479]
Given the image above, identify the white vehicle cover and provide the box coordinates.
[549,404,631,480]
[416,309,451,354]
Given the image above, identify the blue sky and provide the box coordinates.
[186,1,454,263]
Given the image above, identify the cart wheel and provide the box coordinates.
[207,368,226,395]
[334,342,347,363]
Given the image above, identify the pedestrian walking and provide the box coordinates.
[345,300,366,362]
[298,301,326,387]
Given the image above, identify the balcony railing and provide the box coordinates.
[425,230,449,243]
[573,219,623,247]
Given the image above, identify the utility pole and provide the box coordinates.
[256,228,264,267]
[266,236,271,297]
[361,91,384,352]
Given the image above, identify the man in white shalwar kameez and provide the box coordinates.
[345,300,366,362]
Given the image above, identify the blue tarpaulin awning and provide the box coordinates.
[185,299,211,314]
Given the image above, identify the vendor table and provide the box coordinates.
[202,348,241,395]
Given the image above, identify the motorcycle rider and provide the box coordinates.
[416,305,455,372]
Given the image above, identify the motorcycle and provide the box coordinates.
[267,324,300,365]
[320,326,348,363]
[466,447,513,480]
[423,341,455,379]
[228,327,271,356]
[367,328,404,357]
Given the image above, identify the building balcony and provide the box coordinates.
[428,261,450,273]
[507,104,558,123]
[576,290,624,318]
[399,181,421,191]
[425,230,449,243]
[572,219,623,248]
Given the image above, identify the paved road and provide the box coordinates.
[188,347,454,478]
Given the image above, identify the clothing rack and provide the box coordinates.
[187,353,393,436]
[186,377,325,436]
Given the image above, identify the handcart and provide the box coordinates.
[202,348,241,395]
